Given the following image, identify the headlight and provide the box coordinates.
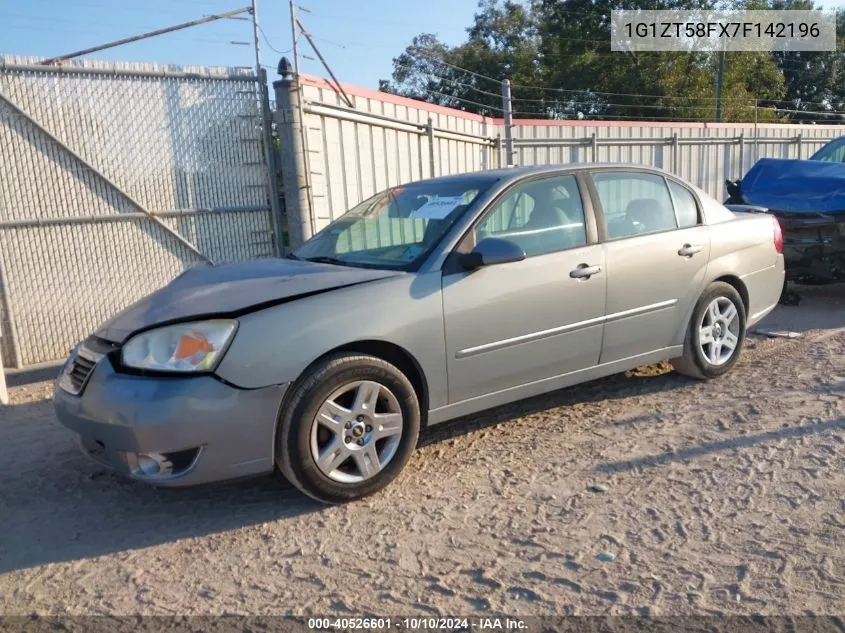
[121,320,237,373]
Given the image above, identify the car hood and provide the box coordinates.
[95,258,403,343]
[739,158,845,214]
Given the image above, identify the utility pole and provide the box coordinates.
[715,49,726,121]
[502,78,514,167]
[249,0,262,74]
[286,0,315,240]
[289,0,301,82]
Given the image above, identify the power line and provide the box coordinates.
[2,11,239,32]
[410,51,504,87]
[255,22,291,54]
[425,90,504,113]
[1,22,245,45]
[297,8,469,33]
[21,0,223,17]
[396,54,845,115]
[410,82,845,121]
[40,6,252,65]
[391,61,503,98]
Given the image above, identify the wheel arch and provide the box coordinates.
[278,339,430,428]
[711,274,750,316]
[673,273,750,347]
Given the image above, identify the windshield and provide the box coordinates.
[292,175,498,270]
[810,137,845,163]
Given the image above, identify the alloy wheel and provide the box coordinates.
[699,297,740,366]
[309,380,404,483]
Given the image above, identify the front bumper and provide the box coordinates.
[53,347,288,487]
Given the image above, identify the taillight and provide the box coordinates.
[772,216,783,254]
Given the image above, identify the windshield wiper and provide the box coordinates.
[284,252,300,260]
[304,256,348,266]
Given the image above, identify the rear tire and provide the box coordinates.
[276,352,420,504]
[671,282,746,380]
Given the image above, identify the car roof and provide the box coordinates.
[411,163,680,189]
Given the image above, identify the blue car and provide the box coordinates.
[725,136,845,285]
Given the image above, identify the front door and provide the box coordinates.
[589,170,712,364]
[442,173,607,404]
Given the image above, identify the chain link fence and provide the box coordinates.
[0,56,281,368]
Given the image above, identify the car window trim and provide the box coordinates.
[585,167,704,243]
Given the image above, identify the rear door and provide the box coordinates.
[588,170,711,364]
[441,173,606,404]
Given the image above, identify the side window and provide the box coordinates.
[593,171,677,240]
[474,175,588,257]
[668,180,700,229]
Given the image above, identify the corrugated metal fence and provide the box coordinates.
[512,121,841,198]
[275,74,501,244]
[277,73,843,244]
[0,57,281,369]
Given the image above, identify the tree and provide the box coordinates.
[380,0,815,122]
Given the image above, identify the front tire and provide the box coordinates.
[276,352,420,504]
[671,282,746,380]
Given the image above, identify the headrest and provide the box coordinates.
[625,198,663,228]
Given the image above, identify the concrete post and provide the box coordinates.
[426,118,435,178]
[274,60,313,247]
[258,68,284,256]
[501,79,514,166]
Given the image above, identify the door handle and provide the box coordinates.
[570,264,602,279]
[678,243,703,257]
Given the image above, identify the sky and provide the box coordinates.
[0,0,842,90]
[0,0,480,88]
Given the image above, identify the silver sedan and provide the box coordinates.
[54,164,785,503]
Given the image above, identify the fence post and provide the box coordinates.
[0,255,21,373]
[672,133,679,174]
[258,69,285,256]
[738,131,745,177]
[274,61,313,247]
[496,133,503,168]
[591,133,598,162]
[0,346,6,405]
[501,79,514,166]
[426,118,435,178]
[796,132,803,159]
[0,256,13,404]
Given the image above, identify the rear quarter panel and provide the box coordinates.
[676,210,784,342]
[215,272,448,408]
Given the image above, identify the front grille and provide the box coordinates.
[58,339,111,395]
[67,353,96,393]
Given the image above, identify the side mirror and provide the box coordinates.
[459,237,526,270]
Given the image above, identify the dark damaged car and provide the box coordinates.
[725,136,845,285]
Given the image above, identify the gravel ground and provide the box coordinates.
[1,284,844,617]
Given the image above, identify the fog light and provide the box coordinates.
[125,448,201,480]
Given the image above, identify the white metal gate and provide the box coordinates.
[0,56,280,368]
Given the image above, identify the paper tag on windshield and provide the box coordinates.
[410,196,465,220]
